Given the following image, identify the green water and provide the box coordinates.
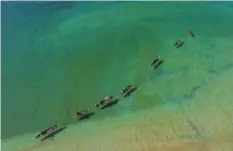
[1,1,233,139]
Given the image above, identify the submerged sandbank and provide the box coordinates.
[2,68,233,151]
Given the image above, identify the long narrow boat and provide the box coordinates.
[96,96,114,109]
[73,109,91,120]
[34,124,59,140]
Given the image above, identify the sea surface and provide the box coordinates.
[1,2,233,150]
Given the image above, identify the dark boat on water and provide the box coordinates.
[34,124,59,140]
[95,96,115,109]
[73,109,93,120]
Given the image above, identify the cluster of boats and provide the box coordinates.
[34,29,195,141]
[34,84,139,141]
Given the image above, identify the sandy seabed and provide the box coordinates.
[2,2,233,151]
[2,68,233,151]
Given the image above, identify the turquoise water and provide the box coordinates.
[1,1,233,140]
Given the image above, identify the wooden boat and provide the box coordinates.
[73,109,92,120]
[121,85,137,97]
[121,85,133,95]
[34,124,59,140]
[96,96,115,109]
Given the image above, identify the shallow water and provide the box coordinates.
[1,1,233,150]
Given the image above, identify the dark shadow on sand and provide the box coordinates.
[223,62,233,70]
[154,66,188,77]
[207,63,233,75]
[184,85,200,99]
[100,99,119,110]
[124,87,138,98]
[41,126,67,141]
[187,120,201,137]
[208,69,217,74]
[78,112,95,121]
[153,60,163,70]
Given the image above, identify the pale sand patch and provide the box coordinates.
[3,68,233,151]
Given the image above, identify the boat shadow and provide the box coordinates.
[176,41,184,48]
[124,87,138,98]
[153,60,163,70]
[78,112,95,121]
